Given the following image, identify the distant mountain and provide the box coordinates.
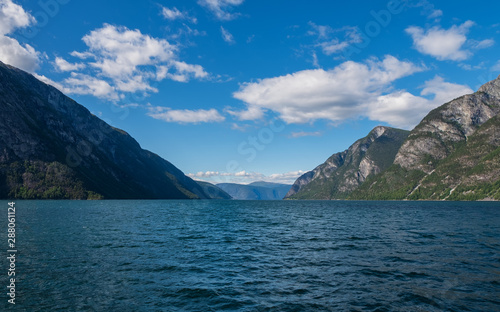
[196,181,232,199]
[285,126,409,199]
[351,75,500,200]
[216,181,291,200]
[0,61,213,199]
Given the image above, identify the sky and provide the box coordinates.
[1,0,500,185]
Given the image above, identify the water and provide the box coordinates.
[1,200,499,311]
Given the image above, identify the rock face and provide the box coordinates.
[216,181,292,200]
[285,126,410,199]
[0,61,212,199]
[351,75,500,200]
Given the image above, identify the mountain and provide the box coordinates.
[351,75,500,201]
[196,181,232,199]
[285,126,410,199]
[0,61,213,199]
[216,181,292,200]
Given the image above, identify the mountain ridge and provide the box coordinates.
[0,61,217,199]
[351,75,500,201]
[285,126,409,199]
[287,74,500,201]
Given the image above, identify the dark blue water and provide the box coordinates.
[1,200,499,311]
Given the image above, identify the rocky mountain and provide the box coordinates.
[216,181,292,200]
[351,75,500,200]
[0,61,216,199]
[285,126,410,199]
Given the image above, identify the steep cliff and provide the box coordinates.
[0,61,211,199]
[285,126,409,199]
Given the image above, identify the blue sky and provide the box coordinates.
[1,0,500,184]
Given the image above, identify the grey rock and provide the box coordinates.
[286,126,409,199]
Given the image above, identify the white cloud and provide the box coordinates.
[290,131,322,138]
[230,123,251,131]
[0,36,39,72]
[157,61,208,82]
[45,24,208,100]
[267,170,307,184]
[0,0,33,35]
[408,1,442,20]
[198,0,244,20]
[406,21,474,61]
[220,26,235,44]
[420,75,473,105]
[230,56,473,129]
[470,39,494,50]
[0,0,39,72]
[369,76,473,128]
[34,72,123,103]
[147,107,225,123]
[34,73,67,92]
[368,91,430,128]
[232,55,424,125]
[82,24,176,79]
[188,170,306,184]
[226,105,263,121]
[63,72,119,101]
[54,57,85,72]
[458,62,485,71]
[308,22,333,39]
[161,7,183,20]
[428,9,442,19]
[70,51,94,59]
[161,6,197,23]
[311,51,319,68]
[308,23,361,56]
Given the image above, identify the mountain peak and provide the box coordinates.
[351,74,500,200]
[370,126,388,138]
[478,74,500,98]
[285,126,409,199]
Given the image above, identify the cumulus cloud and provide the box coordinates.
[405,21,475,61]
[54,57,85,72]
[0,36,39,72]
[369,76,473,128]
[63,72,120,101]
[230,55,473,129]
[0,0,33,35]
[0,0,40,72]
[198,0,244,20]
[232,55,424,124]
[220,26,235,44]
[147,106,225,123]
[45,24,208,100]
[188,169,306,184]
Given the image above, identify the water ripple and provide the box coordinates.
[1,200,499,311]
